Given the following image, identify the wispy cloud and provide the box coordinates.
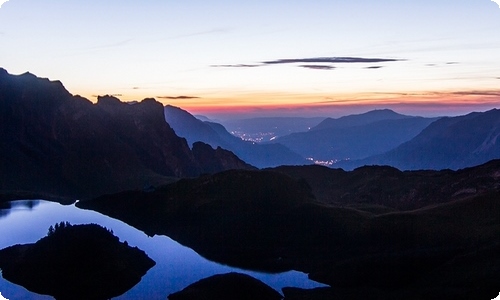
[262,57,402,64]
[157,95,200,100]
[168,27,231,40]
[92,94,122,98]
[210,64,262,68]
[212,56,403,70]
[0,0,9,9]
[451,90,500,97]
[298,65,335,70]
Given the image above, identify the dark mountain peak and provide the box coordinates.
[0,68,72,107]
[192,141,256,173]
[0,67,9,76]
[0,68,255,200]
[19,71,38,79]
[311,109,410,131]
[140,97,159,105]
[97,95,122,105]
[165,104,198,120]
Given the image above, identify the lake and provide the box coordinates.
[0,200,326,299]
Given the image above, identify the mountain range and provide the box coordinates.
[270,109,439,162]
[164,105,308,168]
[338,108,500,170]
[0,68,252,200]
[2,66,500,202]
[1,67,499,299]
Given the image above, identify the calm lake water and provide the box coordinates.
[0,200,326,299]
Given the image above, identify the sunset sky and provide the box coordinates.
[1,0,499,119]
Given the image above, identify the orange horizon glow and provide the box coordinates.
[80,89,500,118]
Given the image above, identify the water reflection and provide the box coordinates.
[0,200,40,219]
[0,200,326,299]
[14,199,41,209]
[0,202,10,218]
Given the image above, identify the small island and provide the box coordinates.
[0,222,155,300]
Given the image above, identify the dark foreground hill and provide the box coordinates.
[272,110,438,161]
[337,108,500,170]
[168,272,282,300]
[270,159,500,211]
[78,162,500,299]
[0,68,253,201]
[164,105,308,167]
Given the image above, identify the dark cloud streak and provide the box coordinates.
[211,64,262,68]
[212,56,403,69]
[298,65,335,70]
[157,96,200,100]
[262,57,402,65]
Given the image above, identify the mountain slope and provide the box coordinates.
[339,109,500,170]
[310,108,411,131]
[0,68,252,200]
[272,114,438,161]
[164,105,308,168]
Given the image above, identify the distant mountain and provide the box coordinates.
[310,109,410,131]
[164,105,308,168]
[272,111,439,162]
[338,109,500,170]
[0,68,253,200]
[221,117,325,142]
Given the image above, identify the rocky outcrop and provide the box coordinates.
[0,68,254,201]
[164,105,308,168]
[192,141,256,174]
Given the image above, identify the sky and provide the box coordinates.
[0,0,500,119]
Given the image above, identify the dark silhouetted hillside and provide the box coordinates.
[79,163,500,299]
[164,105,308,168]
[338,109,500,170]
[0,68,253,201]
[272,112,438,161]
[270,159,500,211]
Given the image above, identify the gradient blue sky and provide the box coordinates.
[1,0,499,119]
